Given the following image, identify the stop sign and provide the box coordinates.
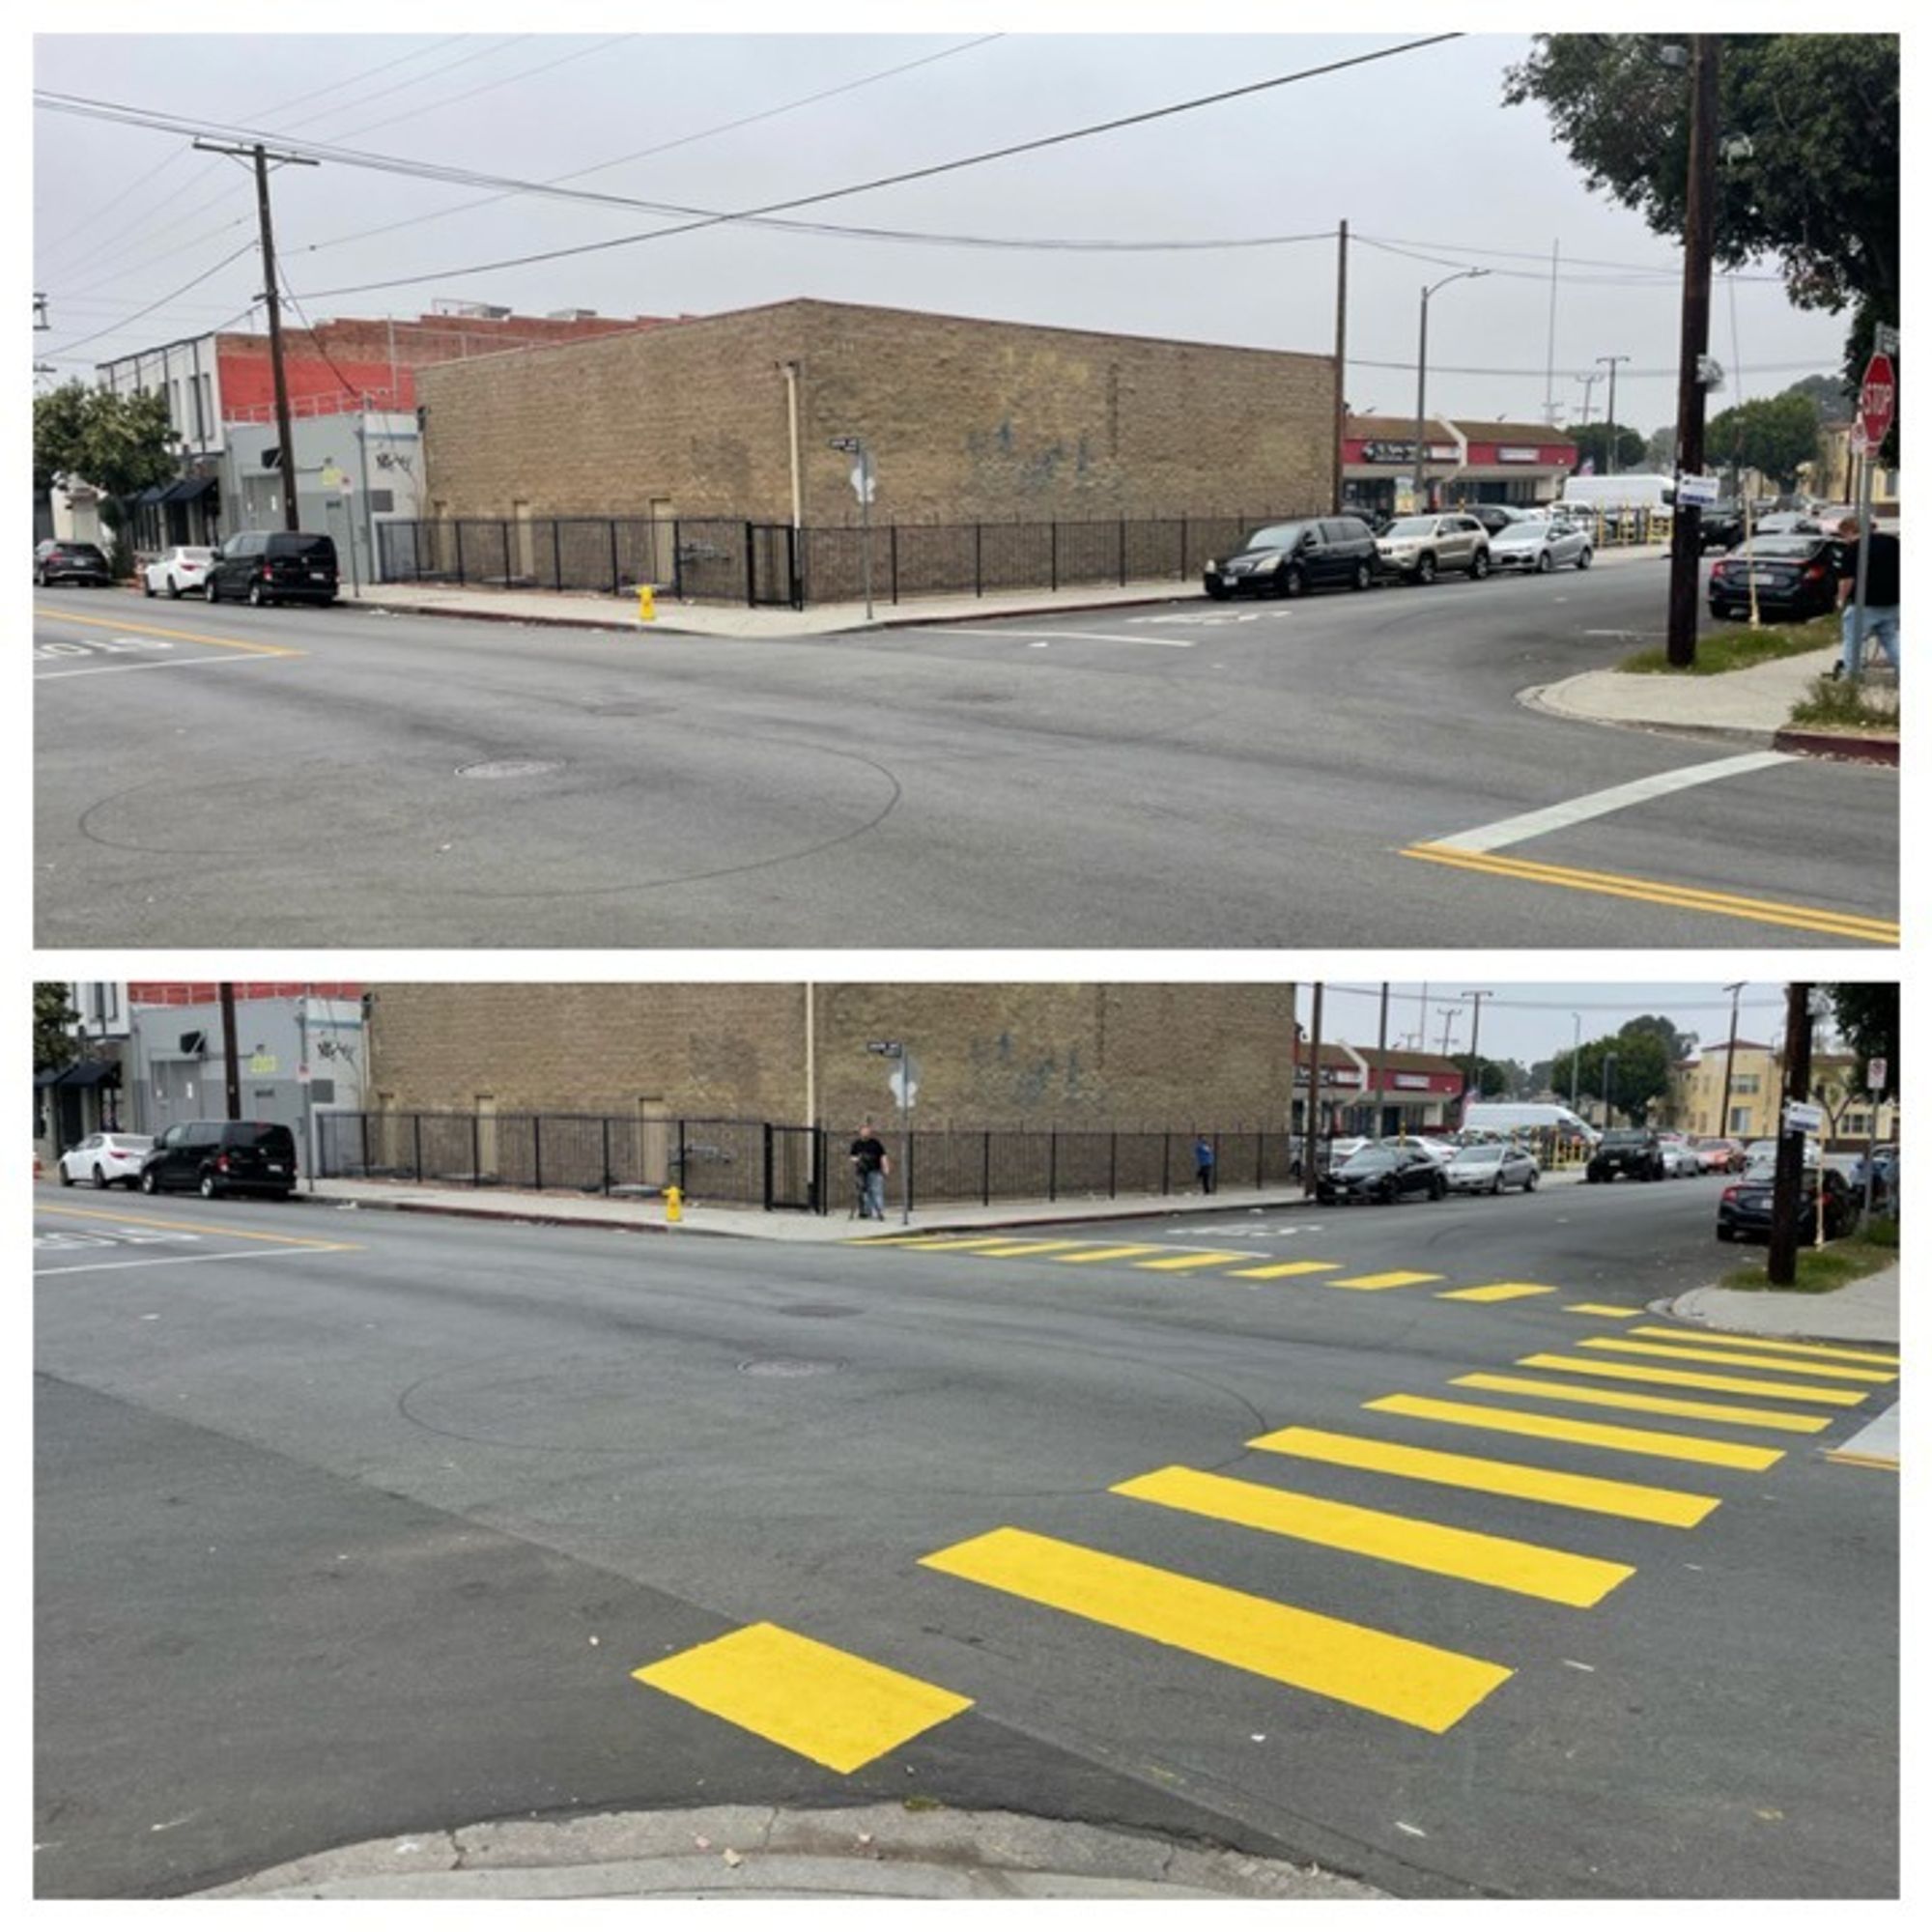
[1858,351,1896,446]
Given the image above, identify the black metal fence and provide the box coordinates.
[376,510,1319,610]
[315,1112,1301,1213]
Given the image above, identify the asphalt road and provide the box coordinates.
[34,562,1895,947]
[36,1180,1897,1898]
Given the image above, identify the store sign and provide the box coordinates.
[1390,1072,1433,1090]
[1494,446,1542,464]
[1294,1065,1364,1087]
[1362,440,1457,465]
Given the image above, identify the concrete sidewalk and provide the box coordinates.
[302,1167,1590,1241]
[1669,1260,1900,1348]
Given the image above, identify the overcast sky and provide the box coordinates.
[1295,981,1803,1069]
[34,24,1856,430]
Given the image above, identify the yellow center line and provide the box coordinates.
[38,1204,348,1250]
[34,606,305,659]
[1402,842,1898,944]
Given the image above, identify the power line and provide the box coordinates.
[41,241,259,359]
[1356,232,1786,286]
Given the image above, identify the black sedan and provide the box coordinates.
[1316,1146,1448,1207]
[1716,1167,1859,1243]
[34,540,114,586]
[1707,535,1841,621]
[1203,518,1379,600]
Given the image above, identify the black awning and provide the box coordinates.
[134,483,168,504]
[160,475,218,503]
[38,1060,123,1090]
[34,1066,64,1089]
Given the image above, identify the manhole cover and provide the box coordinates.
[738,1357,841,1378]
[456,758,563,780]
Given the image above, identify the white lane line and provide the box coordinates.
[1431,751,1796,855]
[914,628,1196,648]
[34,1245,356,1276]
[36,654,282,681]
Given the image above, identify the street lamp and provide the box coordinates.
[1413,269,1489,513]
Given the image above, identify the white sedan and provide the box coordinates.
[57,1131,155,1188]
[1489,518,1593,574]
[142,545,214,599]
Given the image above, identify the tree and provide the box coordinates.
[1824,983,1896,1098]
[1642,425,1675,470]
[35,982,78,1072]
[1551,1027,1674,1124]
[1782,372,1854,420]
[1620,1013,1698,1064]
[1505,36,1899,451]
[1568,421,1646,474]
[1452,1055,1511,1099]
[33,381,180,560]
[1706,393,1822,489]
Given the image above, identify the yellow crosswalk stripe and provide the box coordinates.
[1247,1425,1719,1526]
[1563,1303,1645,1319]
[1364,1394,1783,1471]
[1329,1270,1443,1291]
[1515,1352,1867,1406]
[963,1239,1090,1257]
[1113,1464,1633,1607]
[1053,1244,1169,1264]
[1454,1372,1832,1435]
[1229,1260,1343,1279]
[1625,1326,1898,1368]
[1133,1250,1262,1271]
[1577,1337,1896,1384]
[872,1236,1030,1250]
[919,1526,1512,1734]
[632,1623,972,1774]
[1436,1282,1557,1304]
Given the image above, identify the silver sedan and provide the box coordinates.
[1443,1142,1541,1194]
[1488,518,1593,574]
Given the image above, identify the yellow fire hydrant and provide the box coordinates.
[665,1183,683,1223]
[638,584,657,623]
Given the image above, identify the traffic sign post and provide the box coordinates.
[866,1037,912,1223]
[830,435,876,620]
[1848,347,1895,682]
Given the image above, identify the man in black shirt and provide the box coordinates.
[849,1122,890,1219]
[1834,516,1901,679]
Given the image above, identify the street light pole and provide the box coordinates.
[1412,270,1488,512]
[1569,1013,1582,1116]
[1597,355,1631,473]
[1460,989,1491,1128]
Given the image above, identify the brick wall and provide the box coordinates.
[366,983,1300,1128]
[416,298,1337,525]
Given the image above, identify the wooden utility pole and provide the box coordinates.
[1301,983,1325,1198]
[1332,219,1349,514]
[1766,982,1814,1286]
[196,139,317,531]
[1665,35,1720,667]
[218,982,242,1121]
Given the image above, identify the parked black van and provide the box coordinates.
[138,1121,298,1200]
[1204,518,1379,600]
[205,530,339,607]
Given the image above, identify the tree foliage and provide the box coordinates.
[1505,36,1899,439]
[1706,393,1822,488]
[33,381,180,519]
[1781,371,1854,419]
[1452,1055,1511,1099]
[1548,1020,1680,1124]
[1568,421,1648,474]
[34,982,78,1072]
[1824,983,1896,1098]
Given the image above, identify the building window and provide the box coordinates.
[1729,1106,1752,1134]
[1733,1074,1760,1094]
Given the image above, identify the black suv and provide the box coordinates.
[1205,518,1379,600]
[139,1121,298,1200]
[35,540,114,586]
[206,530,339,607]
[1586,1128,1665,1183]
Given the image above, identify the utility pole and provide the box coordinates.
[1460,989,1491,1128]
[1542,240,1560,425]
[1301,982,1325,1198]
[1718,981,1745,1141]
[1767,983,1814,1287]
[1569,1013,1582,1117]
[1573,370,1603,430]
[195,139,317,532]
[1597,355,1631,473]
[1436,1007,1459,1058]
[1332,219,1350,514]
[218,981,242,1122]
[1665,34,1720,668]
[1374,980,1389,1140]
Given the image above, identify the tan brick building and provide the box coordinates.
[365,983,1301,1131]
[415,298,1337,529]
[1668,1040,1898,1147]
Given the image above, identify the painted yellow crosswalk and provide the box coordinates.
[1363,1393,1784,1471]
[1330,1269,1443,1292]
[964,1239,1090,1258]
[1452,1372,1833,1435]
[1564,1303,1646,1319]
[1228,1260,1342,1279]
[633,1623,971,1773]
[1112,1464,1634,1607]
[1132,1250,1262,1272]
[919,1526,1513,1733]
[1052,1244,1168,1264]
[1623,1326,1899,1370]
[1248,1425,1719,1526]
[1437,1282,1557,1304]
[1575,1337,1896,1383]
[1514,1352,1869,1406]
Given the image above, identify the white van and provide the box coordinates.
[1462,1102,1599,1145]
[1558,473,1676,515]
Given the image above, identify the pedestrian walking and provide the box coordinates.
[849,1122,890,1220]
[1194,1133,1216,1195]
[1833,517,1901,681]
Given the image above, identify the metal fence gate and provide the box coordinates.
[763,1124,825,1211]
